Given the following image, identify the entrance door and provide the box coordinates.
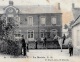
[50,29,57,39]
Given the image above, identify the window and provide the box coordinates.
[14,16,20,25]
[14,30,21,37]
[15,34,21,37]
[51,17,56,25]
[40,30,45,38]
[40,16,46,25]
[50,29,57,34]
[27,30,34,39]
[41,32,44,38]
[27,16,33,26]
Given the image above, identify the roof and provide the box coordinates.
[72,15,80,27]
[0,5,61,14]
[72,8,80,19]
[72,7,80,27]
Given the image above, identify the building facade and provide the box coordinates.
[0,1,62,42]
[71,3,80,56]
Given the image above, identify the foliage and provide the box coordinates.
[0,40,22,56]
[0,15,21,56]
[0,16,16,40]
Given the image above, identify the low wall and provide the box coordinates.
[28,41,68,49]
[73,47,80,56]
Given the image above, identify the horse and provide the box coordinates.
[58,37,63,52]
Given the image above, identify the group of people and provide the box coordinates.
[21,34,73,57]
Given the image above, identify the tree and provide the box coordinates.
[64,24,68,29]
[0,16,16,40]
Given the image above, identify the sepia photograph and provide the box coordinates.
[0,0,80,62]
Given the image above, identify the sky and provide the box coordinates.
[0,0,80,26]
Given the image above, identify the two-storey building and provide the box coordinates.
[0,1,62,42]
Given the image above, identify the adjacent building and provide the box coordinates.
[71,3,80,56]
[0,1,62,42]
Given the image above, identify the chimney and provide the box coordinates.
[58,3,60,10]
[9,0,14,5]
[72,3,75,9]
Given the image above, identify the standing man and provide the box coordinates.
[43,37,47,48]
[21,35,26,56]
[35,39,37,49]
[63,34,66,44]
[68,42,73,56]
[68,38,73,56]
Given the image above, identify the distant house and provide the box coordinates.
[71,3,80,56]
[0,1,62,42]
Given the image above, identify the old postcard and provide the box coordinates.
[0,0,80,62]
